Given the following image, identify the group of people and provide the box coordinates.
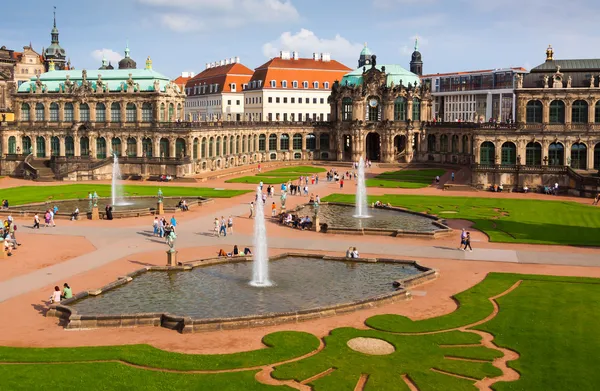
[32,209,57,229]
[2,216,20,256]
[281,213,313,230]
[459,229,473,252]
[345,247,360,258]
[49,283,72,304]
[217,245,252,257]
[1,199,9,209]
[214,216,234,237]
[153,215,177,240]
[176,199,189,211]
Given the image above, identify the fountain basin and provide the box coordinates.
[7,196,211,219]
[288,203,452,238]
[47,254,437,333]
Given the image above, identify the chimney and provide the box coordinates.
[292,51,299,60]
[220,60,225,66]
[230,57,235,64]
[280,51,291,60]
[225,58,230,65]
[321,53,331,62]
[206,63,210,70]
[235,56,240,63]
[313,53,319,61]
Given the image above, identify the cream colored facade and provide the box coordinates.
[14,46,45,87]
[244,88,332,123]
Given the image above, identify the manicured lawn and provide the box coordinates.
[2,273,600,390]
[226,166,326,184]
[322,194,600,246]
[366,168,446,189]
[0,185,250,206]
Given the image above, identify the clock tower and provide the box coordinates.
[358,43,373,68]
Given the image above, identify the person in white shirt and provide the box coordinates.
[50,286,61,304]
[351,247,359,258]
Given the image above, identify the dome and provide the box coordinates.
[341,64,421,88]
[360,43,372,56]
[118,57,136,70]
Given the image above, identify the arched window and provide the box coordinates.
[36,136,46,157]
[65,136,74,157]
[64,103,73,122]
[462,135,469,154]
[306,134,316,150]
[280,134,290,150]
[168,103,174,121]
[111,102,121,123]
[269,134,277,150]
[216,137,221,157]
[594,143,600,170]
[8,136,16,154]
[160,103,165,122]
[35,103,45,121]
[595,101,600,123]
[142,103,152,122]
[366,97,380,121]
[209,137,214,157]
[126,103,136,122]
[412,98,421,121]
[223,136,228,155]
[160,138,169,158]
[526,100,543,123]
[501,142,516,165]
[96,137,107,159]
[342,98,353,121]
[201,137,207,159]
[259,134,266,152]
[572,100,588,124]
[319,134,330,150]
[229,136,234,155]
[571,143,587,170]
[549,100,565,124]
[252,135,257,152]
[292,134,302,150]
[21,103,30,121]
[111,137,122,156]
[193,138,199,160]
[548,142,564,166]
[142,138,153,158]
[427,134,436,152]
[452,135,459,153]
[51,136,60,156]
[480,141,495,165]
[49,103,59,122]
[96,103,106,122]
[127,137,137,157]
[394,97,406,121]
[236,136,241,154]
[80,137,89,157]
[440,135,449,152]
[176,138,186,158]
[525,142,542,166]
[80,103,90,122]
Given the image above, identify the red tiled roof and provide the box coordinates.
[421,67,527,78]
[186,63,254,94]
[249,57,351,90]
[172,75,192,88]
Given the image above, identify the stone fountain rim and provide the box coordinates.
[46,253,439,334]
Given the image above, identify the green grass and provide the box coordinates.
[366,168,446,189]
[322,194,600,246]
[2,274,600,390]
[0,185,250,206]
[226,166,326,184]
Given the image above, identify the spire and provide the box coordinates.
[125,41,130,58]
[101,52,108,67]
[414,38,419,52]
[53,6,56,28]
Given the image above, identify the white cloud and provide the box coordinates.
[373,0,437,7]
[400,35,428,56]
[138,0,299,32]
[262,29,363,66]
[91,49,122,64]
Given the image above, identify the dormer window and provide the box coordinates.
[209,85,213,93]
[214,84,219,93]
[231,83,236,92]
[270,80,276,88]
[258,80,263,88]
[303,81,308,89]
[324,82,330,89]
[293,81,298,88]
[242,83,248,90]
[282,80,288,88]
[313,81,319,89]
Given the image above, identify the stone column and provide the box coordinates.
[137,137,143,157]
[91,103,97,122]
[105,102,112,125]
[542,99,550,124]
[154,137,161,158]
[74,103,80,122]
[587,144,594,170]
[121,102,127,124]
[89,135,97,158]
[169,137,176,158]
[31,136,37,157]
[486,93,493,120]
[59,136,66,157]
[565,100,573,125]
[588,100,595,125]
[137,104,142,123]
[383,102,394,121]
[45,136,51,158]
[74,134,81,157]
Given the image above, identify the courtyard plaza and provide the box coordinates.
[0,163,599,390]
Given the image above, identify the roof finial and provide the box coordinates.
[53,6,57,28]
[364,42,368,48]
[125,40,130,58]
[414,37,419,52]
[546,44,554,61]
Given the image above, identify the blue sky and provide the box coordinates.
[2,0,598,79]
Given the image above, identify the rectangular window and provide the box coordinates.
[313,98,317,104]
[276,97,280,103]
[283,113,288,121]
[303,81,308,89]
[320,98,324,104]
[268,113,272,121]
[268,97,273,103]
[298,113,302,121]
[231,83,236,92]
[283,97,288,103]
[227,100,231,106]
[236,100,240,105]
[306,98,310,104]
[313,82,319,89]
[291,98,295,103]
[282,81,287,88]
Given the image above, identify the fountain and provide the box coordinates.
[250,186,273,287]
[354,157,371,218]
[111,154,130,206]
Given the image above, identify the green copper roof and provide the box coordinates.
[17,68,177,93]
[360,44,372,56]
[341,64,421,88]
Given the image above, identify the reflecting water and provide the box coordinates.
[295,204,439,231]
[70,257,422,319]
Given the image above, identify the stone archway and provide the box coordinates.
[342,134,352,161]
[366,132,381,161]
[393,135,407,161]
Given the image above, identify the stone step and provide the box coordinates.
[443,184,478,192]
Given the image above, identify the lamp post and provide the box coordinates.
[157,188,164,215]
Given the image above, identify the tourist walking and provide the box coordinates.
[170,215,177,228]
[49,209,56,227]
[227,215,234,234]
[153,217,159,236]
[33,213,40,229]
[214,218,220,236]
[463,232,473,252]
[249,202,254,218]
[451,172,455,182]
[340,178,344,189]
[593,194,599,206]
[219,216,227,237]
[259,180,264,191]
[8,218,20,246]
[459,228,467,250]
[271,202,277,217]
